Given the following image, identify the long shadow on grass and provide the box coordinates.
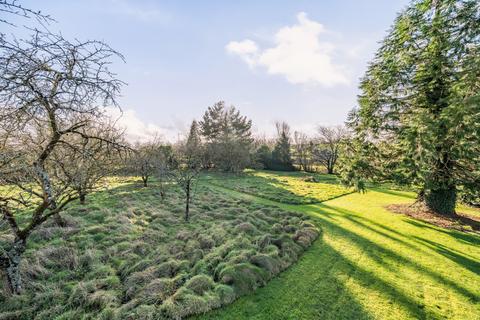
[204,171,350,205]
[195,234,376,320]
[310,203,479,303]
[405,219,480,246]
[412,236,480,275]
[201,185,449,319]
[339,213,480,275]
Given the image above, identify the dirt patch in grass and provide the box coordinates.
[386,203,480,234]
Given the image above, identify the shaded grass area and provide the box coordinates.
[0,178,319,319]
[204,170,351,204]
[196,181,480,320]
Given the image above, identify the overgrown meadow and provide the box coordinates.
[0,177,319,319]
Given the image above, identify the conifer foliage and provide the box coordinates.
[345,0,480,215]
[199,101,253,172]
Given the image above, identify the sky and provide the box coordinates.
[5,0,411,142]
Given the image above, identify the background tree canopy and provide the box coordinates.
[199,101,253,173]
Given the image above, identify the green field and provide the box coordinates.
[205,170,352,204]
[1,171,479,319]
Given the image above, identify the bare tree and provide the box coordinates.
[293,131,314,172]
[0,0,53,26]
[129,139,163,187]
[0,30,124,294]
[169,134,202,222]
[52,119,127,205]
[313,126,349,174]
[154,145,173,200]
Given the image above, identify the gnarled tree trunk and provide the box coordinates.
[1,237,26,295]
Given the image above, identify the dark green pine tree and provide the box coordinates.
[345,0,480,215]
[186,120,201,151]
[272,122,294,171]
[199,101,253,172]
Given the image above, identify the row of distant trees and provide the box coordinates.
[254,123,349,173]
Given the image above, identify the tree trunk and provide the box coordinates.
[2,238,26,295]
[185,183,190,222]
[425,186,456,216]
[79,193,86,205]
[142,176,148,187]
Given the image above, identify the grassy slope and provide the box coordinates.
[196,181,480,320]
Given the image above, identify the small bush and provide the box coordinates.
[155,260,188,278]
[293,227,319,248]
[197,234,215,249]
[235,222,256,234]
[87,290,119,310]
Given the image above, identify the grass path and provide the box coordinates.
[196,184,480,320]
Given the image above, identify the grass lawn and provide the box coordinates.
[1,171,479,319]
[204,170,351,204]
[196,179,480,320]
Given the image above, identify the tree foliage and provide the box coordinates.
[345,0,480,215]
[271,122,294,171]
[199,101,253,172]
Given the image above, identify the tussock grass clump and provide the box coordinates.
[0,179,319,319]
[185,274,215,295]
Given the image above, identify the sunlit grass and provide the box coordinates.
[196,178,480,320]
[204,170,351,204]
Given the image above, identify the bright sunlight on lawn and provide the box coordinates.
[197,172,480,320]
[205,170,352,204]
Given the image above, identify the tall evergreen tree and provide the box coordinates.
[199,101,253,172]
[186,120,202,153]
[345,0,480,215]
[272,122,294,171]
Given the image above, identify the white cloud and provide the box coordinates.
[226,12,349,87]
[106,107,177,143]
[225,40,258,67]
